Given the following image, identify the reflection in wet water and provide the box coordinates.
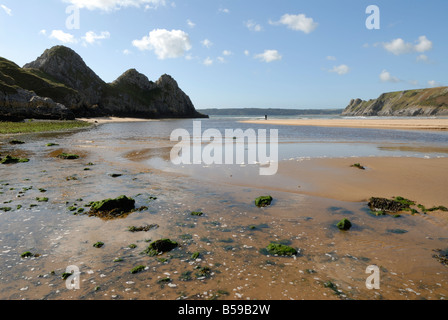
[0,121,447,300]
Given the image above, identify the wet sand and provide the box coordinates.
[241,118,448,131]
[1,125,448,301]
[212,157,448,206]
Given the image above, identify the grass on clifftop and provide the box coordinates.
[0,120,92,134]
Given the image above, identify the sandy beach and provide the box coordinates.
[241,118,448,131]
[77,117,159,124]
[182,156,448,222]
[1,119,448,301]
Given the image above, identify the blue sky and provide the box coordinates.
[0,0,446,109]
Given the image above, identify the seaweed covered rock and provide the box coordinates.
[255,196,273,207]
[143,239,178,256]
[368,197,411,213]
[336,218,352,231]
[265,243,297,256]
[57,153,80,160]
[0,155,30,164]
[88,195,135,219]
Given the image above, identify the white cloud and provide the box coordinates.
[132,29,192,59]
[416,54,428,62]
[254,50,282,63]
[245,20,262,32]
[187,19,195,28]
[415,36,433,53]
[428,80,441,87]
[326,56,337,61]
[244,50,250,56]
[329,64,350,75]
[49,30,77,44]
[83,31,110,45]
[270,13,318,34]
[64,0,166,11]
[217,57,226,63]
[379,70,400,83]
[222,50,232,56]
[39,29,47,36]
[219,7,230,14]
[123,49,132,55]
[382,38,413,55]
[382,35,432,55]
[203,57,213,66]
[1,4,12,16]
[201,39,213,48]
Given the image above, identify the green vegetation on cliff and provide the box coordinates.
[343,87,448,116]
[0,57,77,101]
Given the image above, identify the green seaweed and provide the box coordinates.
[191,252,200,260]
[179,271,193,281]
[195,266,211,278]
[130,265,146,274]
[57,153,80,160]
[21,251,33,258]
[9,139,25,145]
[61,272,72,280]
[255,196,273,207]
[336,218,352,231]
[426,206,448,212]
[157,277,172,284]
[0,155,30,164]
[89,195,135,212]
[128,224,159,232]
[393,196,415,206]
[143,239,178,256]
[93,241,104,248]
[264,243,297,256]
[350,163,365,170]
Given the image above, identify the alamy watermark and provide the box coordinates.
[170,121,279,176]
[66,5,80,30]
[65,265,81,290]
[366,5,380,30]
[366,265,380,290]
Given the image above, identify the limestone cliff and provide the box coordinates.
[1,45,207,120]
[102,69,202,118]
[0,57,75,121]
[343,87,448,117]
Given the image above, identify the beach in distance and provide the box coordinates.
[241,117,448,131]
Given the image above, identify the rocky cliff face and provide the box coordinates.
[1,45,207,121]
[23,46,104,110]
[102,69,202,118]
[343,87,448,116]
[0,87,75,121]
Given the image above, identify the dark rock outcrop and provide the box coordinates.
[1,46,207,120]
[343,87,448,117]
[0,87,75,121]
